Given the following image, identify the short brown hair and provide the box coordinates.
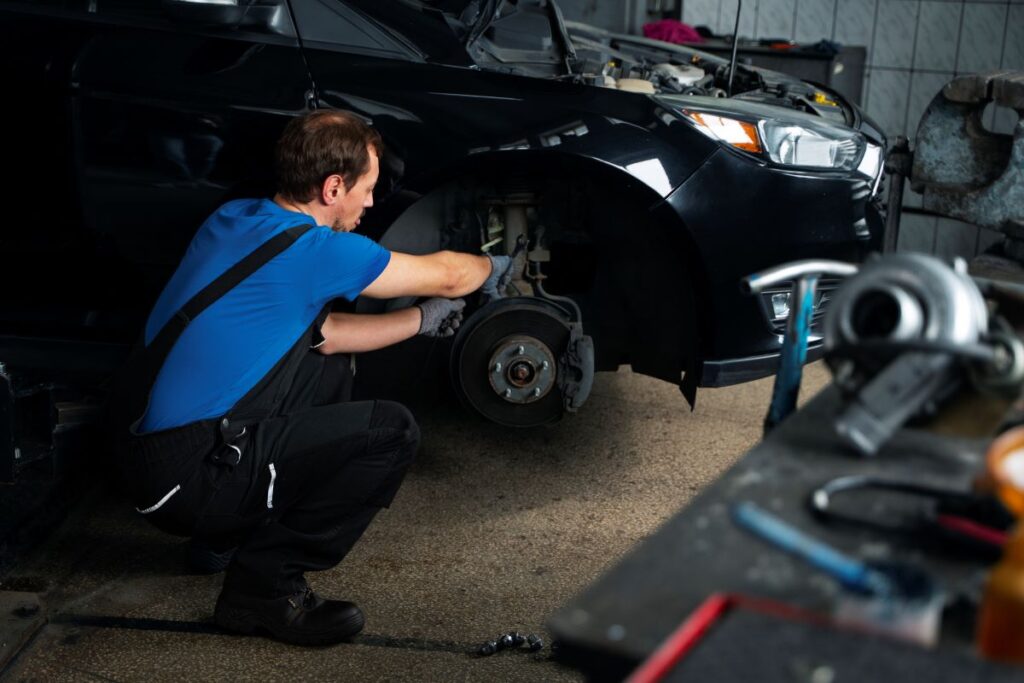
[274,110,383,203]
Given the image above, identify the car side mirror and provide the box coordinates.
[161,0,286,32]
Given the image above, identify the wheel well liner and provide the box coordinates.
[368,151,716,386]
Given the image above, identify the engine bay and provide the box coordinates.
[462,0,855,126]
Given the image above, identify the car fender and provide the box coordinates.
[363,148,715,392]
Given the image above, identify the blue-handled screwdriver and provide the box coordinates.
[733,501,894,597]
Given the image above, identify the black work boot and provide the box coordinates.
[213,586,365,646]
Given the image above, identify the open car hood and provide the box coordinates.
[463,0,502,45]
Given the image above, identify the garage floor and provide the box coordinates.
[2,364,829,682]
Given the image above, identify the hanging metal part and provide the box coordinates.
[742,260,859,433]
[907,71,1024,256]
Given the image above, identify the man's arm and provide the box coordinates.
[360,251,492,300]
[316,309,421,355]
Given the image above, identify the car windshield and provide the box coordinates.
[341,0,569,70]
[339,0,474,62]
[392,1,479,15]
[388,1,508,45]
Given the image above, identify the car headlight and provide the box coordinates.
[682,112,763,154]
[674,104,876,177]
[757,120,860,170]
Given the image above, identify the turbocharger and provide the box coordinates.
[824,253,1023,456]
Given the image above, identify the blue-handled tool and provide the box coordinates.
[741,260,858,434]
[732,501,893,597]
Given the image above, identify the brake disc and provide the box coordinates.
[450,297,572,427]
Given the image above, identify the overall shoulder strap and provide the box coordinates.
[149,223,314,354]
[119,223,314,434]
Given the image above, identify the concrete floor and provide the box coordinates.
[1,364,829,682]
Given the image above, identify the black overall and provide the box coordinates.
[112,225,420,599]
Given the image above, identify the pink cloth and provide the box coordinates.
[643,19,704,45]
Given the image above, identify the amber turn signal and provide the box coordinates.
[682,111,763,154]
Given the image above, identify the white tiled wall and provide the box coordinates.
[679,0,1024,261]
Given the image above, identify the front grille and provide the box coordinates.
[758,278,843,335]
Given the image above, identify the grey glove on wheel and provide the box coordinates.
[416,297,466,338]
[481,254,514,303]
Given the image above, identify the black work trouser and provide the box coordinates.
[124,351,420,598]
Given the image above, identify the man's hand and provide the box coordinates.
[481,255,514,303]
[416,298,466,338]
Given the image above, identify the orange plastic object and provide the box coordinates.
[976,524,1024,663]
[978,428,1024,662]
[986,426,1024,518]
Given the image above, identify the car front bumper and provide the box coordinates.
[699,340,825,387]
[660,146,881,386]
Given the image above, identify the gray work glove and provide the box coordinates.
[481,254,514,303]
[416,297,466,338]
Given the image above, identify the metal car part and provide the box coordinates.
[969,326,1024,395]
[450,297,593,427]
[487,336,557,404]
[824,254,988,364]
[480,195,535,296]
[652,63,706,92]
[885,71,1023,256]
[823,254,992,456]
[912,71,1023,226]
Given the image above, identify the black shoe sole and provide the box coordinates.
[214,602,365,646]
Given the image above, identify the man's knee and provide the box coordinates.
[361,401,419,508]
[369,400,420,466]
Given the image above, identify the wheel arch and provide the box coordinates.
[361,149,716,390]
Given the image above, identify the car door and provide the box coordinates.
[70,0,315,332]
[0,1,102,339]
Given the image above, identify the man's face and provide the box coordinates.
[332,147,379,232]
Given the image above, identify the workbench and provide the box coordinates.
[549,383,1024,681]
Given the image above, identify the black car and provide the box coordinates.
[0,0,885,472]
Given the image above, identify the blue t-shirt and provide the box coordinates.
[139,198,391,433]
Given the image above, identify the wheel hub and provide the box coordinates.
[488,337,556,404]
[450,297,573,427]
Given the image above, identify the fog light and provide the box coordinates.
[771,293,791,319]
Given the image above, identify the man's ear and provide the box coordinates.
[323,174,346,204]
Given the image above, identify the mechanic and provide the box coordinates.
[110,110,512,646]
